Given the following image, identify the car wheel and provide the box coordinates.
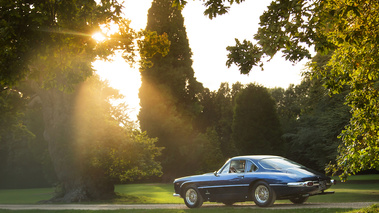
[183,185,203,208]
[252,181,276,207]
[290,196,309,204]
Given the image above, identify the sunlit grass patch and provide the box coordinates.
[115,183,180,204]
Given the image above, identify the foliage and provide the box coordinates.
[0,0,169,201]
[0,78,162,194]
[94,131,163,183]
[71,76,163,184]
[226,39,264,74]
[232,83,283,155]
[173,0,246,19]
[317,0,379,179]
[195,82,243,158]
[199,0,379,180]
[193,128,225,173]
[0,84,57,189]
[139,0,204,179]
[345,204,379,213]
[268,53,351,172]
[0,0,131,90]
[138,31,171,69]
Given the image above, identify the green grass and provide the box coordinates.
[116,174,379,204]
[304,176,379,203]
[336,174,379,181]
[0,188,54,204]
[113,183,180,204]
[0,174,377,205]
[0,209,355,213]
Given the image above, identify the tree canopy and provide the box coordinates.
[0,0,167,201]
[182,0,379,179]
[232,83,282,155]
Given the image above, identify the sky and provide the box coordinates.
[93,0,310,121]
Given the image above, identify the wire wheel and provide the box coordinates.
[183,185,203,208]
[185,188,198,205]
[255,185,269,203]
[252,181,276,207]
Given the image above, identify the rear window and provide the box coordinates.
[259,158,303,170]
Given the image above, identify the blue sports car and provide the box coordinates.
[173,155,335,208]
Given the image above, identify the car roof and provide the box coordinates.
[230,155,283,161]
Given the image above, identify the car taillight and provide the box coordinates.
[307,182,314,187]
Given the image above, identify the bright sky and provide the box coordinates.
[93,0,309,121]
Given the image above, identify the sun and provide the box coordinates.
[92,32,106,42]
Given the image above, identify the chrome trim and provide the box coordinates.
[173,193,181,198]
[198,184,249,189]
[180,181,196,188]
[288,181,319,187]
[269,183,287,187]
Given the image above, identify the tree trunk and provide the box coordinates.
[34,85,114,202]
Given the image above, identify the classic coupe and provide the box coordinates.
[173,155,335,208]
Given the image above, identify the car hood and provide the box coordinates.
[174,173,214,183]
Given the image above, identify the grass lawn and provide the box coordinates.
[0,174,377,207]
[0,208,357,213]
[113,174,379,204]
[0,188,54,204]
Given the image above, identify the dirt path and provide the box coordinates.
[0,202,376,210]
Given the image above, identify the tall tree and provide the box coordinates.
[139,0,203,179]
[0,0,167,201]
[232,83,282,155]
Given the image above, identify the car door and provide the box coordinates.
[204,160,249,200]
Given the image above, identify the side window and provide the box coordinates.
[230,160,246,173]
[246,160,258,172]
[220,162,230,174]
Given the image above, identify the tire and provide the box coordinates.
[252,181,276,207]
[290,196,309,204]
[183,185,203,208]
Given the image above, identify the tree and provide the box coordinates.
[232,83,282,155]
[0,85,57,189]
[317,1,379,178]
[0,0,167,201]
[280,75,350,172]
[63,76,162,201]
[195,82,243,157]
[44,75,162,202]
[139,0,204,179]
[186,0,379,179]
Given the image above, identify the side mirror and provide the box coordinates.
[214,171,219,177]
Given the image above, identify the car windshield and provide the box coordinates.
[259,158,303,170]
